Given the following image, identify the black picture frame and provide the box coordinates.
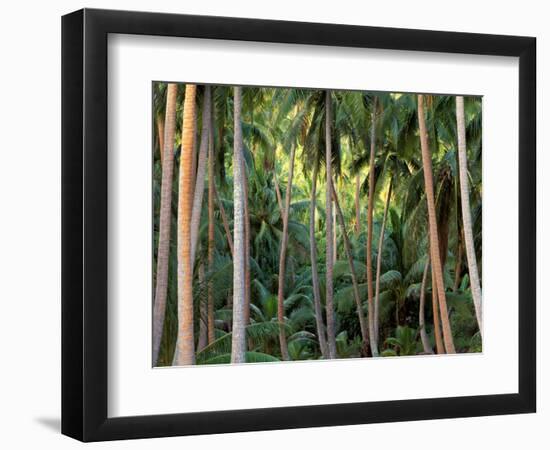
[62,8,536,442]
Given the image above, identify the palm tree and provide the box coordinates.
[331,178,369,349]
[366,95,379,357]
[418,256,433,353]
[207,92,216,345]
[156,114,165,162]
[325,90,338,359]
[430,250,445,354]
[417,94,455,354]
[276,138,296,361]
[231,86,247,364]
[152,83,178,366]
[190,86,212,266]
[373,178,392,350]
[456,96,483,335]
[309,159,329,358]
[174,84,197,366]
[354,174,361,235]
[197,260,208,351]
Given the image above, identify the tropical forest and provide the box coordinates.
[152,83,482,367]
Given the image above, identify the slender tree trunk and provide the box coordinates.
[431,253,445,354]
[274,171,284,216]
[190,100,198,189]
[331,179,369,347]
[174,84,197,366]
[152,83,177,366]
[333,202,338,264]
[418,94,455,354]
[453,237,463,292]
[213,183,234,257]
[190,86,212,265]
[366,96,379,357]
[419,257,434,354]
[277,144,296,361]
[374,178,392,350]
[157,114,165,163]
[231,87,247,364]
[241,153,251,329]
[325,90,337,359]
[310,161,329,358]
[456,96,483,336]
[197,262,208,352]
[207,99,216,345]
[355,174,361,235]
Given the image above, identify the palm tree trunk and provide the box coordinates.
[197,262,208,352]
[207,100,216,345]
[277,143,296,361]
[325,90,337,359]
[374,178,392,350]
[333,202,338,264]
[366,96,379,357]
[241,154,251,329]
[274,171,284,216]
[230,86,247,364]
[190,101,198,188]
[419,257,433,354]
[157,114,165,163]
[456,96,483,335]
[453,237,463,292]
[152,83,177,366]
[310,161,329,358]
[174,84,197,366]
[213,183,234,257]
[355,174,361,235]
[418,94,455,354]
[430,254,445,354]
[331,179,369,347]
[190,86,212,265]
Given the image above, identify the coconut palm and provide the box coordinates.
[456,96,483,335]
[174,84,198,366]
[231,86,247,363]
[152,83,178,365]
[417,94,456,354]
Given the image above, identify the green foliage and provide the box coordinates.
[153,83,483,365]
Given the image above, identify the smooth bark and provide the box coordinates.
[241,150,251,329]
[277,143,296,361]
[431,254,445,354]
[309,161,329,358]
[418,94,456,354]
[374,178,392,349]
[456,96,483,335]
[354,174,361,235]
[230,87,247,364]
[333,202,338,264]
[453,237,463,292]
[174,84,197,366]
[152,83,177,366]
[325,90,338,359]
[419,257,434,354]
[207,99,216,345]
[366,96,379,357]
[331,179,369,346]
[274,171,284,216]
[197,262,208,352]
[213,183,234,257]
[190,86,212,265]
[157,114,165,163]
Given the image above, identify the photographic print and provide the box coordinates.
[152,83,482,367]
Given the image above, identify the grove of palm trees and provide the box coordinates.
[152,82,482,366]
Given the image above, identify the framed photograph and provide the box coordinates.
[61,8,536,442]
